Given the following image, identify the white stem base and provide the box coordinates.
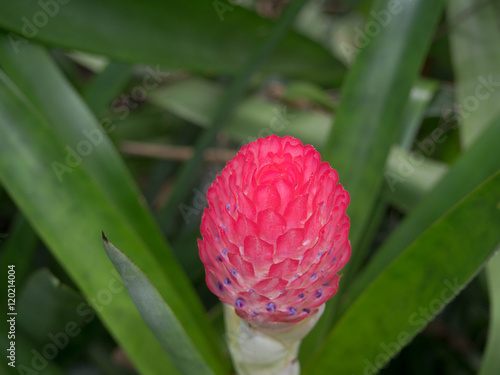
[223,304,325,375]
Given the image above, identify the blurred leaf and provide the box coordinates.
[0,332,67,375]
[399,80,438,151]
[384,146,448,213]
[103,235,216,375]
[0,44,227,374]
[378,80,444,213]
[447,0,500,148]
[0,0,345,85]
[83,61,133,116]
[0,214,43,375]
[66,51,109,73]
[354,80,441,295]
[283,81,336,110]
[172,230,206,285]
[149,76,331,147]
[17,269,85,344]
[480,253,500,375]
[0,213,38,289]
[307,170,500,375]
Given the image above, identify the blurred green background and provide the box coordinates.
[0,0,499,374]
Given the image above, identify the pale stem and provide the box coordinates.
[223,303,325,375]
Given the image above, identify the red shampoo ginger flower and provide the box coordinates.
[198,135,350,323]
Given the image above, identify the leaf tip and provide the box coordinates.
[102,231,108,243]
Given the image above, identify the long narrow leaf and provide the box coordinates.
[307,170,500,375]
[344,119,500,314]
[309,0,444,352]
[323,0,443,250]
[103,235,216,375]
[447,2,500,373]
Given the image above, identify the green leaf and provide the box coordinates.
[447,2,500,374]
[150,76,443,210]
[0,35,224,362]
[0,0,344,85]
[447,0,500,148]
[323,0,443,252]
[398,79,438,151]
[0,332,67,375]
[103,234,216,375]
[283,81,336,111]
[384,146,448,213]
[0,213,38,290]
[0,36,197,307]
[149,76,332,148]
[480,253,500,375]
[0,42,226,374]
[82,61,133,116]
[309,0,444,352]
[0,67,180,375]
[306,170,500,375]
[344,119,500,315]
[17,270,86,344]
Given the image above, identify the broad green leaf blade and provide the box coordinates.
[307,170,500,375]
[0,36,226,371]
[480,253,500,375]
[344,119,500,314]
[0,69,181,375]
[0,0,344,85]
[103,235,216,375]
[447,0,500,148]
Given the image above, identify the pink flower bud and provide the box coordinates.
[198,135,350,323]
